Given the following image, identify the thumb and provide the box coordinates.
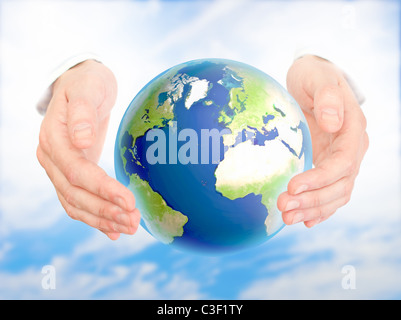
[67,93,100,150]
[313,84,344,133]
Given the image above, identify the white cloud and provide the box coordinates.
[239,220,401,299]
[150,0,248,59]
[0,0,400,300]
[72,226,157,261]
[0,242,12,261]
[0,253,204,300]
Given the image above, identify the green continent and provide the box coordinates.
[216,171,293,236]
[125,67,181,141]
[128,173,188,244]
[219,64,284,136]
[118,64,196,244]
[215,145,300,236]
[216,159,297,204]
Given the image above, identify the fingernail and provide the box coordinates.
[112,223,121,233]
[116,213,130,226]
[291,212,304,224]
[113,223,129,234]
[73,123,93,140]
[130,209,141,227]
[115,197,126,209]
[321,108,339,123]
[285,200,300,212]
[294,184,308,195]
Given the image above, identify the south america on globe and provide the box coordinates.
[115,58,312,254]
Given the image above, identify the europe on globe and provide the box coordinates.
[115,58,312,254]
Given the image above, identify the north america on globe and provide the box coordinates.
[115,58,312,254]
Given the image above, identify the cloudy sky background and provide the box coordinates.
[0,0,400,299]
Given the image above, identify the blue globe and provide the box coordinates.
[115,58,312,254]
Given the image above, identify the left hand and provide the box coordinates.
[277,55,369,228]
[36,60,140,240]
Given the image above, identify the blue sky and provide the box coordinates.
[0,0,400,299]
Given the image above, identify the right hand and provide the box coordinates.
[278,55,368,228]
[36,60,140,240]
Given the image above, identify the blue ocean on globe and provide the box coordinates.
[115,58,312,254]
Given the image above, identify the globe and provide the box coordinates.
[115,58,312,254]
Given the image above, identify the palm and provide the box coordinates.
[303,106,336,167]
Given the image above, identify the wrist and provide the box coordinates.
[36,53,102,115]
[52,59,102,93]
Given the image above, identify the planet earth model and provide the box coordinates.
[115,58,312,254]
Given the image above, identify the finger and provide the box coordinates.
[43,115,136,212]
[313,84,344,133]
[56,190,115,233]
[57,191,133,240]
[61,181,139,234]
[282,195,349,226]
[65,78,106,150]
[278,175,355,213]
[55,184,139,237]
[103,232,121,241]
[301,135,367,231]
[291,56,345,133]
[287,151,354,196]
[63,156,136,212]
[83,114,110,163]
[37,145,139,232]
[303,215,331,228]
[288,108,365,196]
[58,187,138,239]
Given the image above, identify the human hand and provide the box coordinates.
[277,55,369,228]
[37,60,140,240]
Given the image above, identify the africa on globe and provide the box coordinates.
[115,58,312,254]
